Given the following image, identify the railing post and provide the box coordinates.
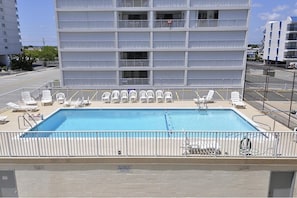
[6,132,12,157]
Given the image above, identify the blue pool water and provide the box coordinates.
[23,108,259,138]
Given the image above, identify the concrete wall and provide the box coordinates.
[1,158,296,197]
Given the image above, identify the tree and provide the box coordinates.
[9,53,36,71]
[39,46,58,61]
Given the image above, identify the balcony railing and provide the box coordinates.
[190,0,249,7]
[120,78,149,85]
[153,0,187,7]
[191,19,247,28]
[154,19,185,28]
[117,0,149,7]
[153,59,185,67]
[58,20,114,29]
[153,41,185,48]
[118,20,149,28]
[119,59,149,67]
[62,60,116,68]
[119,41,150,48]
[60,41,115,49]
[0,131,296,158]
[189,40,245,48]
[56,0,113,9]
[188,59,243,67]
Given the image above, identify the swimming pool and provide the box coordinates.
[23,108,260,138]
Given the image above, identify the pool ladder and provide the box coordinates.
[17,112,38,130]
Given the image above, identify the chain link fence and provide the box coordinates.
[244,63,297,130]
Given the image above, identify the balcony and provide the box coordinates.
[287,24,297,31]
[154,19,185,28]
[60,40,115,49]
[188,59,243,67]
[153,40,185,48]
[153,0,186,7]
[58,20,114,29]
[117,0,149,7]
[120,78,149,85]
[118,20,148,28]
[119,40,150,48]
[119,59,149,67]
[193,19,247,28]
[190,0,249,7]
[56,0,113,9]
[189,40,245,48]
[62,60,116,68]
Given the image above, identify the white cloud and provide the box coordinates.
[293,9,297,15]
[272,5,288,12]
[258,12,281,21]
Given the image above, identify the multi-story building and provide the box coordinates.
[55,0,250,89]
[263,16,297,67]
[0,0,22,66]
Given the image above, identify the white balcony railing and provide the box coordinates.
[154,59,185,67]
[153,41,185,48]
[1,131,296,158]
[188,60,243,67]
[60,41,115,49]
[59,20,114,29]
[119,41,150,48]
[119,59,149,67]
[153,0,187,7]
[190,0,249,7]
[118,20,149,28]
[120,78,150,85]
[189,40,245,48]
[117,0,149,7]
[190,19,247,28]
[154,19,185,28]
[62,60,116,68]
[57,0,113,9]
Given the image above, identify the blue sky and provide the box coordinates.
[17,0,297,46]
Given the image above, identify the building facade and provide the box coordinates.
[263,16,297,67]
[55,0,250,89]
[0,0,22,66]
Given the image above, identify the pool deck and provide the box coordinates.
[0,100,291,132]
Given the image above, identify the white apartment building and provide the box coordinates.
[263,16,297,66]
[55,0,250,89]
[0,0,22,66]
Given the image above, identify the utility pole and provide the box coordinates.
[42,37,45,46]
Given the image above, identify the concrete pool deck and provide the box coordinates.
[0,100,291,132]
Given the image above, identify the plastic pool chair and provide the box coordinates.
[156,90,164,103]
[56,92,66,104]
[146,90,155,103]
[231,91,246,108]
[139,90,147,103]
[120,90,129,103]
[21,91,37,105]
[164,91,173,103]
[111,90,120,103]
[129,90,137,103]
[6,102,39,112]
[101,92,111,103]
[41,90,53,106]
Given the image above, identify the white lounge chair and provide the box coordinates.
[139,90,147,103]
[101,92,111,103]
[111,90,120,103]
[120,90,129,103]
[0,116,8,124]
[56,92,66,104]
[184,141,221,155]
[156,90,164,103]
[21,91,37,105]
[194,90,214,104]
[6,102,39,112]
[41,90,53,106]
[82,96,91,106]
[129,90,137,103]
[146,90,155,103]
[164,91,173,103]
[231,91,246,108]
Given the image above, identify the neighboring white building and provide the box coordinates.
[55,0,250,89]
[263,16,297,66]
[0,0,22,66]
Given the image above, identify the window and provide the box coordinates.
[198,10,218,19]
[122,71,148,78]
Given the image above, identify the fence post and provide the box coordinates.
[288,72,296,127]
